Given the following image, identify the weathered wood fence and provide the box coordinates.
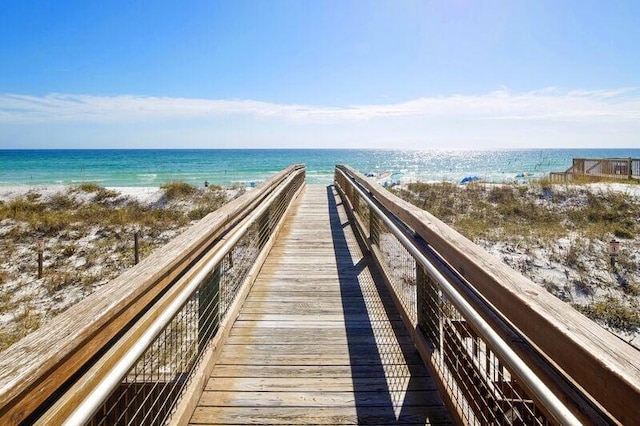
[550,157,640,181]
[1,163,639,425]
[0,165,306,425]
[336,164,640,425]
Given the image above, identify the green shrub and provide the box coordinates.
[576,297,640,331]
[93,188,119,203]
[36,211,73,236]
[49,193,77,211]
[26,192,42,202]
[4,198,43,219]
[161,181,197,200]
[614,227,634,239]
[188,207,210,221]
[62,244,76,257]
[74,182,103,193]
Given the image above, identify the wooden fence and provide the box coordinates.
[550,157,640,182]
[0,165,306,425]
[336,164,640,425]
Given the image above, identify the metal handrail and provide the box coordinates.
[335,166,581,425]
[63,169,302,425]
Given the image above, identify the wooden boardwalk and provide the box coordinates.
[189,185,451,425]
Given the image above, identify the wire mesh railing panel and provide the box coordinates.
[87,170,304,426]
[90,290,202,426]
[336,168,557,426]
[417,271,551,425]
[219,222,261,319]
[353,191,370,236]
[371,217,417,324]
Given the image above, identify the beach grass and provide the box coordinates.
[394,180,638,241]
[0,182,239,351]
[161,181,198,200]
[393,179,640,338]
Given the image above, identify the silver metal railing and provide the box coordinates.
[335,166,582,425]
[78,168,304,425]
[22,165,305,426]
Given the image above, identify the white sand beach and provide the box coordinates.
[0,183,241,350]
[0,185,164,205]
[0,181,638,351]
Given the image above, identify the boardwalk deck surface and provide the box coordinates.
[189,185,450,425]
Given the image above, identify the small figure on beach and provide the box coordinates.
[204,180,209,187]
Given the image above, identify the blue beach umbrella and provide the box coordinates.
[460,175,480,184]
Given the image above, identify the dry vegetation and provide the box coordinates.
[0,182,243,351]
[393,178,640,345]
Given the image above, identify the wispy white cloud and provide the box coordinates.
[1,87,640,124]
[2,88,639,149]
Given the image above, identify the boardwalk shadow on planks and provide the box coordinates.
[327,185,445,424]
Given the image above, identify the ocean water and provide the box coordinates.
[1,148,639,188]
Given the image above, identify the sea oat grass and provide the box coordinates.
[394,179,640,338]
[93,188,120,203]
[576,297,640,331]
[0,302,42,351]
[45,271,80,294]
[74,182,103,193]
[0,184,244,352]
[161,181,197,199]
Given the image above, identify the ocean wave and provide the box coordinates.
[138,173,157,182]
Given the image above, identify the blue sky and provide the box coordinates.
[1,0,639,149]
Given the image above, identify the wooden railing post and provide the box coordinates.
[37,238,44,279]
[258,209,271,250]
[416,265,441,347]
[369,213,379,246]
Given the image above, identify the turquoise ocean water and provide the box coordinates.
[1,149,639,188]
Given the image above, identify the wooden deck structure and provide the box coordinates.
[189,185,451,424]
[550,157,640,181]
[1,164,639,425]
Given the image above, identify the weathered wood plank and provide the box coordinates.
[217,344,424,363]
[188,185,449,425]
[230,320,406,329]
[337,165,640,424]
[205,376,437,392]
[234,312,405,321]
[214,356,424,367]
[210,364,428,379]
[197,390,443,407]
[190,406,452,425]
[225,331,413,345]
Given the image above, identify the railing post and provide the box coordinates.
[369,212,379,246]
[416,265,441,347]
[198,266,220,351]
[258,209,271,249]
[37,238,44,279]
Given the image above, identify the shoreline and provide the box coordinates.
[2,179,638,198]
[0,185,163,205]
